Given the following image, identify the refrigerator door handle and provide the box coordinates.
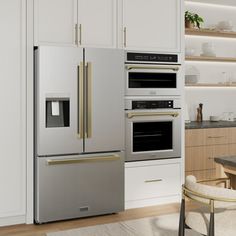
[85,62,92,138]
[77,62,84,139]
[47,155,120,165]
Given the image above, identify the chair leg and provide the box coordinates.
[208,212,215,236]
[178,198,185,236]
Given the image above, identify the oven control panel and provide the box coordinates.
[132,100,173,109]
[126,52,178,63]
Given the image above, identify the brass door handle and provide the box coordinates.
[145,179,163,183]
[47,155,120,165]
[75,24,78,45]
[85,62,92,139]
[126,65,179,71]
[124,27,127,47]
[207,136,224,139]
[79,24,82,45]
[77,62,84,139]
[127,112,179,119]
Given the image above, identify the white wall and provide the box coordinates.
[185,1,236,121]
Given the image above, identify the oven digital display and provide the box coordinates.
[127,52,178,63]
[132,100,173,109]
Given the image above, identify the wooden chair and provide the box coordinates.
[178,175,236,236]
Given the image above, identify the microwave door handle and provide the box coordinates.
[126,65,179,71]
[77,62,84,139]
[85,62,92,139]
[127,112,179,119]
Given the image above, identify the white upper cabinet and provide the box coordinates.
[122,0,181,52]
[77,0,117,48]
[34,0,77,46]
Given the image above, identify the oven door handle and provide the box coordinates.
[126,65,179,71]
[127,112,179,119]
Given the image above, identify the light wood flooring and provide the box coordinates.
[0,202,196,236]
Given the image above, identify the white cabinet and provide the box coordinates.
[77,0,117,48]
[122,0,181,52]
[34,0,77,46]
[125,160,182,209]
[34,0,117,48]
[0,0,26,226]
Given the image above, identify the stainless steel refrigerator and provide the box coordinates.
[34,46,125,223]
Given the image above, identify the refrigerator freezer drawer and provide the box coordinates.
[35,152,124,223]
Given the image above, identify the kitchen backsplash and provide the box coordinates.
[185,88,236,121]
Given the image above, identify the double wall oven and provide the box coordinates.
[125,52,182,162]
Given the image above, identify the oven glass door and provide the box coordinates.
[133,121,172,152]
[129,72,176,89]
[126,66,181,96]
[125,110,181,162]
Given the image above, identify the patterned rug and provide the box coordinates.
[47,213,200,236]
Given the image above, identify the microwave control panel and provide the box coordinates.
[126,52,178,63]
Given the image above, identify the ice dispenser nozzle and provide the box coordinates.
[46,99,70,128]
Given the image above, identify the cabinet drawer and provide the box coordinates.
[185,145,229,172]
[229,143,236,156]
[229,127,236,144]
[205,128,229,145]
[185,129,205,147]
[125,163,181,202]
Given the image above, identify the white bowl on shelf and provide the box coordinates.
[210,116,220,122]
[217,20,233,31]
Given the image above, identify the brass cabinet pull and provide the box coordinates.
[207,136,224,139]
[79,24,82,45]
[77,62,84,139]
[47,155,120,165]
[145,179,163,183]
[124,27,127,47]
[75,24,78,45]
[127,112,179,119]
[126,65,179,71]
[85,62,92,138]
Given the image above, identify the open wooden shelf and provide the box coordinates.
[185,83,236,87]
[185,28,236,38]
[185,55,236,63]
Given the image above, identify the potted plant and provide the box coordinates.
[185,11,204,29]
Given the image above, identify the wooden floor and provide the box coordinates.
[0,202,195,236]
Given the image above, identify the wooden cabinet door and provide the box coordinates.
[206,144,229,169]
[0,0,26,222]
[34,0,77,46]
[123,0,181,52]
[77,0,116,48]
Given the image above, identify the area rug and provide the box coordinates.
[47,213,200,236]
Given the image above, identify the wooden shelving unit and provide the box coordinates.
[185,28,236,38]
[185,55,236,63]
[185,83,236,87]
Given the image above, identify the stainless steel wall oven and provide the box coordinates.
[125,97,181,162]
[125,52,182,96]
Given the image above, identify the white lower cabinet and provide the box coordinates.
[0,0,27,226]
[125,160,182,209]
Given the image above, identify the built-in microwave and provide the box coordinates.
[125,52,182,96]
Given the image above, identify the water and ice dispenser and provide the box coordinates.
[46,99,70,128]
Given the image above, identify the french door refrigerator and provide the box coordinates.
[34,46,125,223]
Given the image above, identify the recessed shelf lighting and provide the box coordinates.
[185,0,236,9]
